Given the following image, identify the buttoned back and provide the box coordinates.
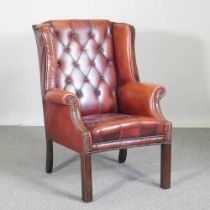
[35,20,118,115]
[33,20,139,116]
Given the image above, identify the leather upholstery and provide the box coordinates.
[118,82,166,119]
[45,88,76,105]
[83,113,165,144]
[33,19,172,155]
[44,88,90,153]
[34,20,117,116]
[112,23,139,85]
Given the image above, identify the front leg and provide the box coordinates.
[80,154,93,202]
[160,144,171,189]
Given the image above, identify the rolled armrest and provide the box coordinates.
[117,82,166,120]
[44,88,92,154]
[45,88,76,105]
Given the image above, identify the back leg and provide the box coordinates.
[118,149,127,163]
[46,140,53,173]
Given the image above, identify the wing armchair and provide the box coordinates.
[33,20,172,202]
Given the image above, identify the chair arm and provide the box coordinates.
[45,88,76,105]
[44,88,92,154]
[117,82,167,120]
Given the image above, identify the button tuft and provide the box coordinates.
[73,61,79,68]
[100,76,104,81]
[88,31,94,38]
[57,61,60,68]
[71,31,77,39]
[95,90,101,96]
[76,90,83,98]
[84,77,89,82]
[107,59,113,66]
[98,45,104,52]
[64,46,70,53]
[66,77,71,83]
[53,31,59,37]
[90,61,95,66]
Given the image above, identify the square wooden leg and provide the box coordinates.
[46,140,53,173]
[80,154,93,202]
[118,149,127,163]
[160,144,171,189]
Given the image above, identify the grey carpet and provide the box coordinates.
[0,127,209,210]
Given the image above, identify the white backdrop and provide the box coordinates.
[0,0,209,127]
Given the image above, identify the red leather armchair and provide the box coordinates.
[33,20,172,202]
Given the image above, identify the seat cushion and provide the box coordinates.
[82,113,165,144]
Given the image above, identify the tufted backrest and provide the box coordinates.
[33,20,139,116]
[34,20,118,116]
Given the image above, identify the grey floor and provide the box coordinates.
[0,127,210,210]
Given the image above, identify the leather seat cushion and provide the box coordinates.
[82,113,165,144]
